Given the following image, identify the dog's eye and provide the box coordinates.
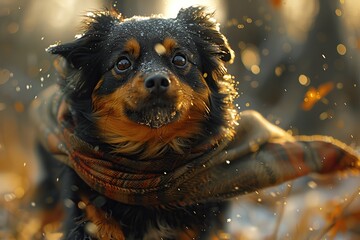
[115,57,131,73]
[172,54,187,68]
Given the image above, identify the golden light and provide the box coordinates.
[336,44,347,55]
[162,0,225,22]
[302,82,334,111]
[335,9,342,17]
[275,66,284,77]
[251,65,261,75]
[298,74,311,86]
[22,0,102,35]
[280,0,319,42]
[240,46,260,71]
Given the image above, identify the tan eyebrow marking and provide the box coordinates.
[162,37,177,55]
[124,38,140,59]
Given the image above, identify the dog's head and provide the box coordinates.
[48,6,236,158]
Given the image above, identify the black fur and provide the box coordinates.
[39,6,236,239]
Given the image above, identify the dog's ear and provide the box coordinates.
[47,11,122,70]
[176,6,234,64]
[47,10,122,98]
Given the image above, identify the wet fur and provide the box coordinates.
[39,6,237,239]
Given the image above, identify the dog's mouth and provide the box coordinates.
[125,101,180,128]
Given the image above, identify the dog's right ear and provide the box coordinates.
[47,10,122,70]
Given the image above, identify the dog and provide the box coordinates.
[30,6,359,240]
[32,6,237,239]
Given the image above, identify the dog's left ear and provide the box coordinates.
[176,6,234,64]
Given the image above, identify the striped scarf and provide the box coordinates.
[31,85,360,206]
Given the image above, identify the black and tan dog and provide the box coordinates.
[31,6,359,240]
[33,6,237,239]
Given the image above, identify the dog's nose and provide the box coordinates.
[144,74,170,94]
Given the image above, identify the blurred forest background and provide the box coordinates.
[0,0,359,239]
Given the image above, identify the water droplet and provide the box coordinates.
[322,63,328,71]
[4,193,16,202]
[85,222,98,235]
[77,201,87,209]
[335,9,342,17]
[154,44,167,57]
[298,74,310,86]
[319,112,329,120]
[336,44,346,55]
[64,198,74,208]
[0,69,13,85]
[7,22,19,34]
[0,103,6,112]
[251,65,260,75]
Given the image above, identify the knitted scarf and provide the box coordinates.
[31,85,360,206]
